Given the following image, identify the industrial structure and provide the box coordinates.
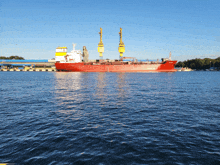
[0,59,56,71]
[97,27,104,59]
[118,27,125,58]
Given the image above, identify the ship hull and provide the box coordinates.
[55,61,177,72]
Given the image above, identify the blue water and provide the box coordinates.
[0,72,220,164]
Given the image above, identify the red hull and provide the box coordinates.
[55,61,177,72]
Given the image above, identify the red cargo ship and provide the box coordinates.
[55,28,177,72]
[55,59,177,72]
[54,44,177,72]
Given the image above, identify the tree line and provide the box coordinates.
[0,56,25,60]
[175,57,220,70]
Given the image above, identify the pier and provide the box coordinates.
[0,68,57,72]
[0,59,56,72]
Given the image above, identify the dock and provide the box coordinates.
[0,68,57,72]
[0,59,57,72]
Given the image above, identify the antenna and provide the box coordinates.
[72,43,76,50]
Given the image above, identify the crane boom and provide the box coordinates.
[118,27,125,58]
[98,27,104,58]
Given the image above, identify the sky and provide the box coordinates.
[0,0,220,61]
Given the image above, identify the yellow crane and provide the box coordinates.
[118,27,125,58]
[98,27,104,58]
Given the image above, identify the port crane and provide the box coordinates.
[97,27,104,59]
[118,27,125,58]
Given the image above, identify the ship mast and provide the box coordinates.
[118,27,125,59]
[98,27,104,59]
[169,51,171,61]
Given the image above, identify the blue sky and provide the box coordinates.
[1,0,220,61]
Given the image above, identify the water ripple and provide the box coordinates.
[0,72,220,164]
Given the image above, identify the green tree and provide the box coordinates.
[190,63,196,69]
[0,56,25,60]
[175,57,220,70]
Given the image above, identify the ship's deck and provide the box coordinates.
[84,61,164,65]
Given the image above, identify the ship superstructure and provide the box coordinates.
[55,46,67,62]
[55,44,82,63]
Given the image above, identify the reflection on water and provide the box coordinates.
[54,72,83,104]
[54,72,83,91]
[53,72,131,128]
[95,72,106,105]
[54,72,130,109]
[116,73,126,99]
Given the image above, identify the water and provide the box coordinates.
[0,71,220,164]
